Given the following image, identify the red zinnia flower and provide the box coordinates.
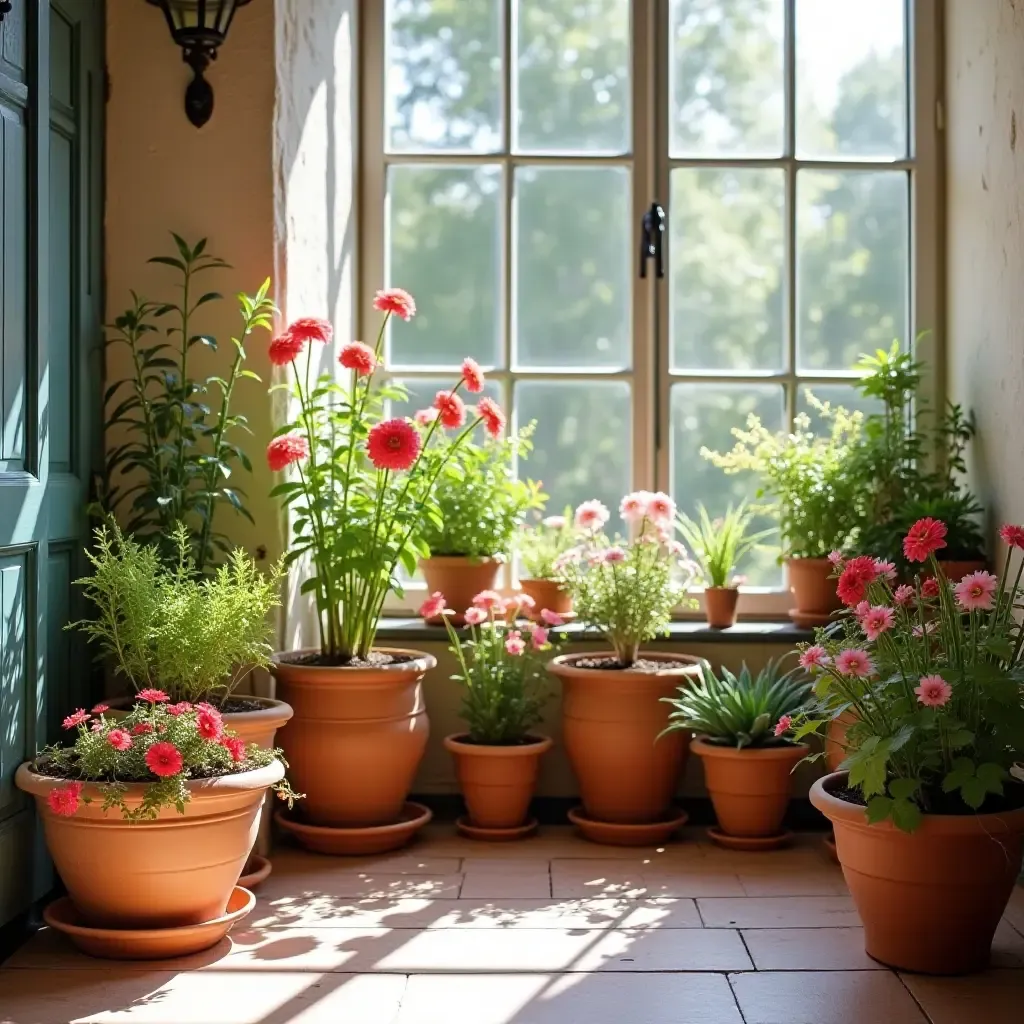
[145,741,184,778]
[476,397,506,438]
[287,317,333,345]
[268,330,307,366]
[91,703,110,714]
[921,576,941,599]
[47,782,83,817]
[903,517,948,563]
[62,709,89,730]
[461,358,485,393]
[339,341,377,376]
[433,390,467,430]
[107,728,133,752]
[196,708,223,741]
[137,688,169,704]
[131,722,154,736]
[836,555,879,607]
[366,418,422,471]
[166,701,192,716]
[266,432,310,473]
[221,736,247,763]
[1000,524,1024,550]
[373,288,416,321]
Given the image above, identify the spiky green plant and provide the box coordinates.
[661,659,811,749]
[675,502,774,588]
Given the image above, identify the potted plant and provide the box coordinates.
[15,697,295,959]
[419,424,544,624]
[787,519,1024,975]
[267,290,507,854]
[547,492,704,845]
[676,502,773,628]
[436,590,565,839]
[516,509,581,618]
[662,659,810,849]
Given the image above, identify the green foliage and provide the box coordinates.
[99,234,275,572]
[68,522,282,704]
[516,508,582,580]
[676,502,774,588]
[662,659,811,749]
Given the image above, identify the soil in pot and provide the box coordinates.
[420,556,502,624]
[519,578,573,619]
[786,558,841,627]
[703,587,739,629]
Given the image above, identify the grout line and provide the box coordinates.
[894,971,934,1024]
[736,929,758,972]
[725,970,750,1024]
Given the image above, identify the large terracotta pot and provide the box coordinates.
[811,771,1024,974]
[786,557,841,627]
[519,578,573,619]
[15,760,283,929]
[548,652,704,824]
[703,587,739,629]
[692,738,807,837]
[444,733,552,830]
[420,556,502,625]
[270,648,434,827]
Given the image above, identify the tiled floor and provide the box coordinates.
[1,826,1023,1023]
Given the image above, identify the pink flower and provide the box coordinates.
[461,358,485,393]
[268,330,307,366]
[903,517,948,563]
[773,715,793,738]
[90,721,104,733]
[464,607,488,626]
[603,546,626,563]
[106,728,133,752]
[62,709,89,730]
[419,591,447,620]
[373,288,416,321]
[893,584,915,607]
[131,722,154,735]
[145,742,184,778]
[530,626,549,649]
[619,491,650,523]
[574,499,610,532]
[799,645,829,670]
[1000,524,1024,550]
[921,576,941,599]
[854,600,871,620]
[472,590,503,610]
[827,550,844,567]
[288,317,334,346]
[874,559,897,581]
[266,432,310,472]
[540,609,564,626]
[196,709,223,741]
[915,674,953,707]
[137,688,169,704]
[861,605,895,641]
[91,703,110,714]
[476,397,506,438]
[542,515,566,529]
[502,594,535,618]
[366,419,422,471]
[47,782,83,817]
[835,649,875,678]
[414,407,439,427]
[433,390,467,430]
[954,570,998,612]
[221,736,247,763]
[645,492,676,525]
[836,556,880,607]
[166,701,192,716]
[505,631,525,656]
[339,341,377,376]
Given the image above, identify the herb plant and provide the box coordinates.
[676,502,774,588]
[516,509,581,580]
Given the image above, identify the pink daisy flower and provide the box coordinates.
[530,626,549,649]
[645,491,677,525]
[835,649,875,678]
[414,407,438,427]
[145,742,184,778]
[954,570,998,612]
[47,782,83,817]
[339,341,377,376]
[472,590,503,611]
[266,432,310,473]
[461,358,485,393]
[464,607,488,626]
[287,317,333,345]
[433,390,467,430]
[903,517,948,562]
[861,605,895,641]
[773,715,793,738]
[268,330,307,366]
[106,728,133,752]
[827,550,844,567]
[373,288,416,321]
[619,491,650,523]
[196,708,224,741]
[137,688,169,704]
[505,631,525,656]
[166,701,192,716]
[418,591,447,620]
[921,576,941,599]
[915,674,953,707]
[893,584,914,607]
[91,703,110,715]
[799,645,829,670]
[366,419,422,471]
[131,722,154,736]
[221,736,247,763]
[574,499,610,532]
[602,546,626,563]
[874,559,897,581]
[540,609,565,626]
[836,556,880,607]
[62,709,89,730]
[542,515,566,529]
[476,397,506,438]
[1000,524,1024,550]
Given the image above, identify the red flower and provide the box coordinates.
[137,688,169,703]
[836,555,879,607]
[145,741,184,778]
[267,432,310,472]
[418,591,447,620]
[166,701,192,716]
[461,358,485,394]
[91,703,110,714]
[476,397,506,438]
[62,709,89,730]
[47,782,83,817]
[107,728,133,752]
[366,418,422,471]
[268,330,307,366]
[196,708,223,741]
[903,517,948,563]
[131,722,154,736]
[433,390,467,430]
[1000,524,1024,550]
[221,736,247,763]
[339,341,377,376]
[921,576,941,599]
[373,288,416,321]
[287,317,333,345]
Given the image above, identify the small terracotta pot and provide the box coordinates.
[703,587,739,629]
[444,733,552,830]
[811,771,1024,974]
[15,760,283,930]
[270,648,434,828]
[786,557,841,627]
[420,556,502,625]
[548,652,704,825]
[824,710,858,773]
[934,559,987,584]
[692,738,807,838]
[519,578,573,620]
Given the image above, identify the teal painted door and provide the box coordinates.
[0,0,103,929]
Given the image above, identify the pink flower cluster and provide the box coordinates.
[419,589,563,652]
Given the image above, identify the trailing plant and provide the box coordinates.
[662,658,811,750]
[516,508,582,580]
[676,502,774,588]
[69,522,282,705]
[100,234,275,572]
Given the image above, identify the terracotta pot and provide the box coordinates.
[786,557,841,625]
[692,738,807,838]
[824,710,858,773]
[15,760,283,930]
[444,734,552,830]
[703,587,739,629]
[420,556,502,625]
[519,578,573,620]
[270,648,434,828]
[811,771,1024,974]
[934,559,987,583]
[548,652,704,824]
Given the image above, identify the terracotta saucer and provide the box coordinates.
[788,610,836,629]
[238,853,272,889]
[43,886,255,961]
[568,806,688,847]
[706,826,793,851]
[823,832,839,863]
[275,802,433,856]
[456,816,539,842]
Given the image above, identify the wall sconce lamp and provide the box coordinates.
[146,0,251,128]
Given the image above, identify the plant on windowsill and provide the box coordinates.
[546,491,704,844]
[515,507,582,620]
[661,659,810,849]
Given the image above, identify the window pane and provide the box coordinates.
[797,170,909,372]
[669,0,784,158]
[387,165,502,368]
[670,168,784,372]
[514,0,630,154]
[386,0,502,153]
[797,383,884,426]
[388,376,504,421]
[516,381,630,519]
[670,384,784,586]
[796,0,907,159]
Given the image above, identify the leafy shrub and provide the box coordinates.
[676,502,774,588]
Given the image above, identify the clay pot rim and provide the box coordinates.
[784,556,835,568]
[518,576,566,585]
[811,770,1024,835]
[418,554,505,567]
[270,646,437,680]
[691,737,809,760]
[703,585,740,593]
[105,695,294,723]
[444,733,553,757]
[548,651,704,680]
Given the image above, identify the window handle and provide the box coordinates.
[639,201,666,279]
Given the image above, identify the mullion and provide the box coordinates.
[784,0,797,430]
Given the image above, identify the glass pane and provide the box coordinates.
[514,0,630,154]
[796,0,907,159]
[669,0,784,158]
[516,381,631,520]
[386,0,502,153]
[387,165,502,368]
[798,383,884,425]
[670,384,784,586]
[670,168,785,372]
[797,170,909,372]
[514,166,631,369]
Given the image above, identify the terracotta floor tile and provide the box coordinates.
[740,927,884,970]
[729,970,928,1024]
[269,847,462,875]
[737,868,849,897]
[696,839,833,870]
[459,861,551,899]
[551,861,744,899]
[394,972,744,1023]
[900,970,1024,1024]
[256,870,463,900]
[698,895,860,929]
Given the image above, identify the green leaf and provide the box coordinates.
[891,798,922,832]
[888,777,918,802]
[148,255,185,271]
[960,777,988,809]
[976,762,1007,793]
[865,795,893,823]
